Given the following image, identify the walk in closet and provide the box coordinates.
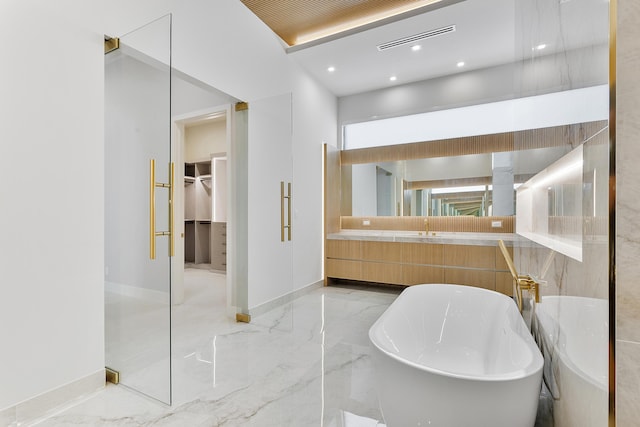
[183,117,227,271]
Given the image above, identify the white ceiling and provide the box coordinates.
[287,0,609,98]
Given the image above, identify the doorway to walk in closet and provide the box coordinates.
[171,73,237,306]
[170,78,242,404]
[182,114,227,271]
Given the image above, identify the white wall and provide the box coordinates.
[0,0,336,414]
[185,120,226,162]
[338,44,608,129]
[0,0,104,411]
[344,85,609,150]
[291,70,338,294]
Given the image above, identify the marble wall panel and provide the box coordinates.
[617,0,640,424]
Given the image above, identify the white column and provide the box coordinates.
[492,152,514,216]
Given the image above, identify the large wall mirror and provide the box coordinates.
[341,146,570,217]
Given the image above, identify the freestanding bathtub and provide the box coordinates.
[369,284,543,427]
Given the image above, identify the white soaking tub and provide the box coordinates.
[369,284,543,427]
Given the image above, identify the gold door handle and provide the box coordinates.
[150,159,175,259]
[287,182,292,241]
[281,181,292,242]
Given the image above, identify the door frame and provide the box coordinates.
[172,104,234,313]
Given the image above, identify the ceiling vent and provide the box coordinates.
[377,25,456,51]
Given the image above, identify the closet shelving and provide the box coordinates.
[184,159,227,271]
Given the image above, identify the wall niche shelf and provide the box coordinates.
[516,145,583,262]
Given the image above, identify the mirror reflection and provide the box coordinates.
[342,145,570,217]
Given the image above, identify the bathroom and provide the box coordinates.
[1,0,638,426]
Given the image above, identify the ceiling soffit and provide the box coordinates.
[239,0,457,47]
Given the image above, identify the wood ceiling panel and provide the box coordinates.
[240,0,444,45]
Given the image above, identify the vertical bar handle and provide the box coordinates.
[281,181,285,242]
[150,159,156,259]
[169,162,175,257]
[280,181,292,242]
[150,160,174,259]
[287,182,292,241]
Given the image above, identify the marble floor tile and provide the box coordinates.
[34,271,400,426]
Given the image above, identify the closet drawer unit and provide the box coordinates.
[211,222,227,271]
[211,253,227,271]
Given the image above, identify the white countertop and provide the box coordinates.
[327,230,522,246]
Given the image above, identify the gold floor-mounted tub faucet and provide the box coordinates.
[497,240,541,313]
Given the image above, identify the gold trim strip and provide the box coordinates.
[104,37,120,54]
[608,0,617,425]
[150,159,156,260]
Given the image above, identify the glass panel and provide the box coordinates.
[232,106,249,315]
[512,0,609,424]
[104,15,172,404]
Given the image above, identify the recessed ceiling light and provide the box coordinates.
[457,61,465,67]
[536,44,547,50]
[389,76,397,82]
[327,66,336,72]
[411,45,422,52]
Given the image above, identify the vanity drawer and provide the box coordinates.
[403,243,444,265]
[361,241,403,263]
[326,240,361,260]
[403,265,445,285]
[444,245,496,269]
[361,261,403,285]
[326,259,361,280]
[444,268,495,290]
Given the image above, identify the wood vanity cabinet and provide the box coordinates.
[326,239,513,295]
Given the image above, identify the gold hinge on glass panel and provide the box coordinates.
[236,313,251,323]
[104,36,120,54]
[105,367,120,384]
[235,102,248,112]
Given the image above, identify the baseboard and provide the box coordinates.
[248,280,324,318]
[105,281,169,304]
[0,369,104,426]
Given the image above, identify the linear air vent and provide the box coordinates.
[377,25,456,51]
